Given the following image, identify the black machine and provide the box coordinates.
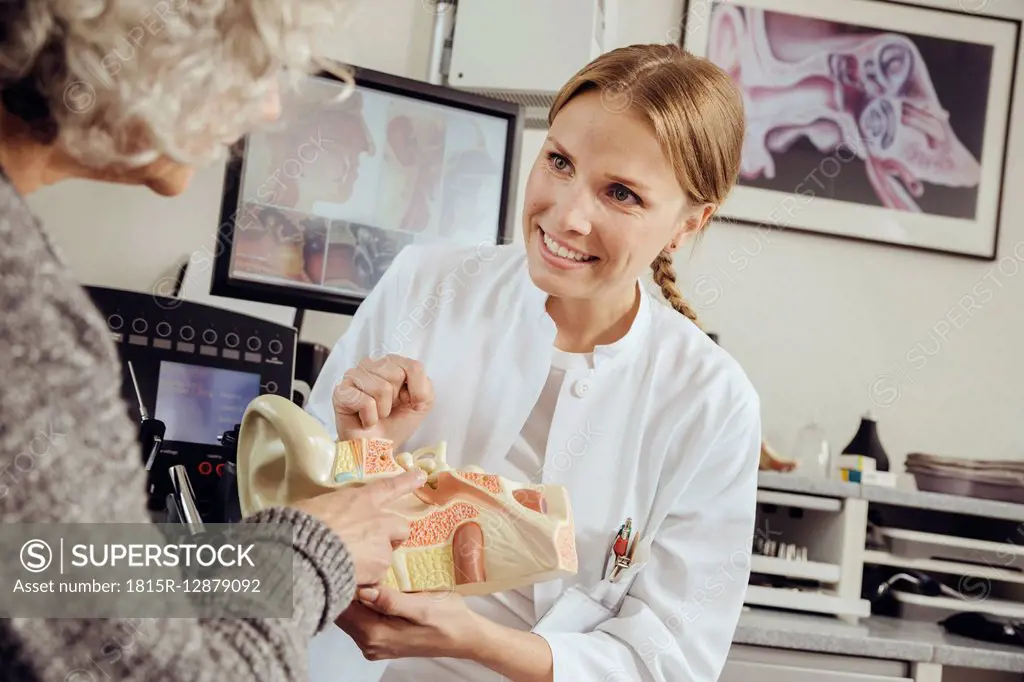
[85,286,296,524]
[293,340,331,407]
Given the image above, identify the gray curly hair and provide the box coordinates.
[0,0,352,170]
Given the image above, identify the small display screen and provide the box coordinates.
[154,361,262,445]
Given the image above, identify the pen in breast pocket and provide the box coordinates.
[606,518,640,582]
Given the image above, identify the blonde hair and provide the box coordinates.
[0,0,351,170]
[548,44,745,326]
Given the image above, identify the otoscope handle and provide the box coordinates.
[139,418,166,470]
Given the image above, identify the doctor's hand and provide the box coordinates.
[333,354,434,448]
[291,468,426,585]
[333,356,434,446]
[336,585,483,661]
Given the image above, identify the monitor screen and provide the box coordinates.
[154,361,263,446]
[215,68,520,312]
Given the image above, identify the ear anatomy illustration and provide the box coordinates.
[236,395,578,595]
[708,5,981,214]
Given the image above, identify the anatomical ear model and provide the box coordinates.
[235,395,578,595]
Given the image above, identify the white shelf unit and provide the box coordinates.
[751,555,842,583]
[863,550,1024,586]
[751,486,870,621]
[864,526,1024,624]
[754,474,1024,624]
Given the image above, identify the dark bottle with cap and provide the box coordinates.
[841,411,890,472]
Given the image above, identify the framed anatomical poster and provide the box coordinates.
[681,0,1020,260]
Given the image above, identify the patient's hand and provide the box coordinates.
[333,354,434,448]
[292,468,426,585]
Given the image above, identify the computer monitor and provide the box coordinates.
[211,65,524,316]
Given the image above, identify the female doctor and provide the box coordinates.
[305,43,761,682]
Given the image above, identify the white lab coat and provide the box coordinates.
[305,242,761,682]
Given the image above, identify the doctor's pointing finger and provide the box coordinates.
[333,354,434,447]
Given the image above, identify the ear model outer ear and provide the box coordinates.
[235,394,437,516]
[236,394,367,517]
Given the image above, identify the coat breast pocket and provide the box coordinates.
[532,584,617,634]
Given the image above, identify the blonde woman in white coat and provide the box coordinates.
[305,43,762,682]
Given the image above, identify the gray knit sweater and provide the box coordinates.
[0,171,356,680]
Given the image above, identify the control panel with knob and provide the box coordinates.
[84,285,297,522]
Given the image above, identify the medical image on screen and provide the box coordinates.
[243,76,375,212]
[232,73,509,297]
[154,362,263,446]
[374,101,447,234]
[438,117,505,241]
[319,221,415,295]
[231,203,330,285]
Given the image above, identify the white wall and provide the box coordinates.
[28,0,1024,472]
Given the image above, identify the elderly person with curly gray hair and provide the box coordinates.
[0,2,428,681]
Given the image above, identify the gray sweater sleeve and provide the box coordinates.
[0,175,357,680]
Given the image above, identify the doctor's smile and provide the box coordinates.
[536,228,598,268]
[1,0,763,678]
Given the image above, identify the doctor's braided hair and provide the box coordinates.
[548,44,745,329]
[651,250,701,323]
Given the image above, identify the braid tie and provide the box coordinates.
[651,251,701,327]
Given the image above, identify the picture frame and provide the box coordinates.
[680,0,1021,260]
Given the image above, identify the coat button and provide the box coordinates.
[571,379,591,398]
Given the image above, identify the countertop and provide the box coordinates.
[757,471,1024,522]
[734,608,1024,672]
